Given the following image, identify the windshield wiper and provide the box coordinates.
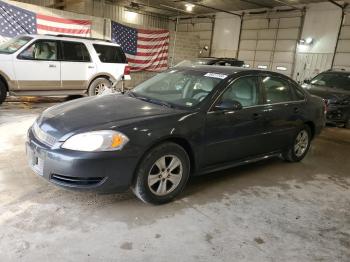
[132,94,173,108]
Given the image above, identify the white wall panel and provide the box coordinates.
[242,19,268,29]
[273,52,294,63]
[256,40,274,51]
[277,28,299,39]
[255,51,272,61]
[275,40,296,52]
[279,17,301,28]
[238,50,255,60]
[239,40,257,50]
[258,29,277,40]
[241,30,258,40]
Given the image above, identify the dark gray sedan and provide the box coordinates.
[26,66,325,204]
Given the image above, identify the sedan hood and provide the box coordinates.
[303,84,350,102]
[37,94,182,139]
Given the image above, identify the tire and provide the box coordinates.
[345,118,350,129]
[282,125,311,162]
[88,78,112,96]
[0,80,7,105]
[132,142,190,205]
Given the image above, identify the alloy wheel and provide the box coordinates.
[148,155,183,196]
[95,83,111,95]
[294,130,309,157]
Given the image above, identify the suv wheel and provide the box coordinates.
[282,125,311,162]
[88,78,112,96]
[132,143,190,204]
[0,80,7,105]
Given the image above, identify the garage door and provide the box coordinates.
[238,12,303,77]
[333,12,350,70]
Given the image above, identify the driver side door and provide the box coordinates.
[202,75,269,168]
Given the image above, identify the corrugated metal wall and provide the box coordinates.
[238,10,303,77]
[333,12,350,70]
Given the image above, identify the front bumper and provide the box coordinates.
[26,128,140,193]
[326,104,350,125]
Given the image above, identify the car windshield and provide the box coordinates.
[131,70,224,108]
[310,72,350,91]
[0,36,32,54]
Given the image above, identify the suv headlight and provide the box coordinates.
[62,130,129,152]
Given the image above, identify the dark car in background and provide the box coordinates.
[26,66,325,204]
[175,57,245,68]
[302,70,350,128]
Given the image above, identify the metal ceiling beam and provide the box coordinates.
[240,0,273,9]
[328,0,346,9]
[273,0,304,11]
[176,1,242,17]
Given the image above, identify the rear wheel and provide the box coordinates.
[345,118,350,129]
[88,78,112,96]
[282,125,311,162]
[0,80,7,105]
[132,142,190,204]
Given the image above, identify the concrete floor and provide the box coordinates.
[0,99,349,262]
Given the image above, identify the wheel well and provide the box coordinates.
[305,121,315,139]
[0,75,8,91]
[88,75,111,89]
[139,137,196,176]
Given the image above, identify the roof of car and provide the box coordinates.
[174,65,275,75]
[21,34,121,46]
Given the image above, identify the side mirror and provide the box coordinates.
[304,79,310,84]
[215,100,243,111]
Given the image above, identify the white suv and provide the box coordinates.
[0,34,131,104]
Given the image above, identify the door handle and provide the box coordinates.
[88,66,95,69]
[252,113,261,120]
[49,64,56,68]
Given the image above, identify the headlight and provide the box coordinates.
[62,130,129,152]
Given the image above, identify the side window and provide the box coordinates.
[220,76,260,107]
[293,85,306,100]
[61,41,90,62]
[93,44,127,63]
[262,76,294,104]
[18,40,58,61]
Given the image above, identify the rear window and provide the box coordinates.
[61,41,90,62]
[93,44,127,63]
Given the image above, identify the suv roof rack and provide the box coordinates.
[45,34,112,43]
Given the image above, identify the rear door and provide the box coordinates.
[259,74,304,152]
[203,75,268,167]
[60,41,96,90]
[15,39,61,90]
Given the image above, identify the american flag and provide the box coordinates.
[111,21,169,72]
[0,0,91,42]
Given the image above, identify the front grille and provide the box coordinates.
[32,122,57,147]
[51,174,105,187]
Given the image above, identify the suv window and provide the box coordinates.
[0,36,32,54]
[61,41,90,62]
[262,76,294,104]
[18,40,58,61]
[93,44,126,63]
[220,76,260,107]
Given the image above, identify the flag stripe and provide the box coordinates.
[138,36,169,42]
[37,14,91,25]
[127,56,168,64]
[137,43,169,49]
[36,18,91,30]
[37,24,91,35]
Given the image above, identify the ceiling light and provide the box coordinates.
[305,37,313,44]
[185,3,195,12]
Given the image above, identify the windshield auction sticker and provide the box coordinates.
[204,73,228,79]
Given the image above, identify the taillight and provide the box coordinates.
[323,99,328,115]
[124,65,131,76]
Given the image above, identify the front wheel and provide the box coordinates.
[88,78,112,96]
[132,143,190,204]
[282,126,311,162]
[0,80,7,105]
